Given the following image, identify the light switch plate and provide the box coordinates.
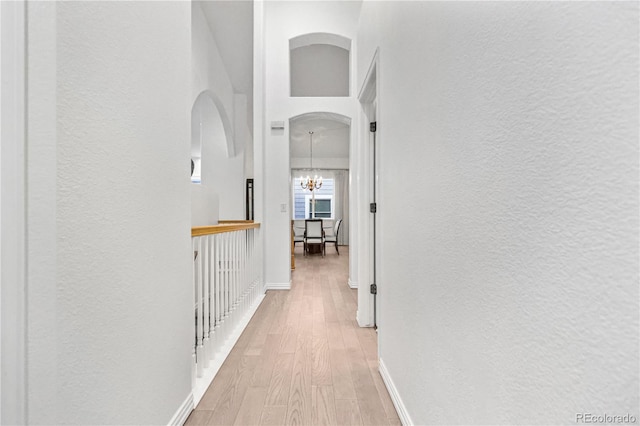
[280,203,287,212]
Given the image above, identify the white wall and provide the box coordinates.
[290,157,349,170]
[262,0,361,289]
[27,2,193,423]
[290,44,350,97]
[1,2,27,423]
[357,2,639,424]
[25,3,61,422]
[192,3,247,221]
[191,185,219,227]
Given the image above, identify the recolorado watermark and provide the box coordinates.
[576,413,637,424]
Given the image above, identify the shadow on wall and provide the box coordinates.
[190,91,227,226]
[191,90,245,224]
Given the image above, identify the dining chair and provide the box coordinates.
[293,220,305,249]
[304,219,325,256]
[324,219,342,254]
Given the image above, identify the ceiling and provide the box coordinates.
[290,117,350,160]
[198,1,254,134]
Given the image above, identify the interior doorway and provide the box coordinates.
[288,112,351,268]
[368,103,378,328]
[357,49,379,329]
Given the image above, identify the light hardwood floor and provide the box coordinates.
[186,246,400,426]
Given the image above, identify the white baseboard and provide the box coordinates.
[192,293,266,406]
[348,279,358,289]
[356,309,373,328]
[265,281,291,290]
[168,393,194,426]
[379,358,413,426]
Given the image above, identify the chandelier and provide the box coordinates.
[300,131,323,191]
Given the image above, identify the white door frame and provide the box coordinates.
[356,48,380,328]
[1,1,27,423]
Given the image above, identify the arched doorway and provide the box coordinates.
[288,111,354,287]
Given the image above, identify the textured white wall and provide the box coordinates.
[357,2,639,424]
[263,1,360,288]
[26,2,193,423]
[25,3,58,423]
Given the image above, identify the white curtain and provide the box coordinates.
[333,169,349,245]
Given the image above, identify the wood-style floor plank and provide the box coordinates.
[187,247,399,425]
[330,347,357,400]
[265,353,294,406]
[368,360,402,424]
[279,323,298,354]
[326,321,345,350]
[207,355,260,425]
[356,327,379,362]
[347,345,390,426]
[335,400,364,426]
[267,291,288,335]
[184,410,213,426]
[259,406,287,426]
[250,333,283,387]
[233,387,268,426]
[285,327,312,425]
[312,386,338,426]
[312,336,332,386]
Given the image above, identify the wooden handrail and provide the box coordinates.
[218,220,254,224]
[192,222,260,237]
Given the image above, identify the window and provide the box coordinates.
[292,177,334,219]
[305,195,333,219]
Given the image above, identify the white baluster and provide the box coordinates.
[246,230,251,309]
[217,232,224,341]
[241,231,245,311]
[229,231,234,330]
[252,229,256,296]
[192,238,198,386]
[233,231,239,325]
[247,229,253,304]
[208,235,216,360]
[214,233,221,350]
[202,235,210,368]
[195,236,204,378]
[241,230,247,314]
[223,232,229,339]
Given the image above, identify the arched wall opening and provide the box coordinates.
[191,90,235,176]
[190,90,244,225]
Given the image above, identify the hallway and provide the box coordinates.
[186,247,400,425]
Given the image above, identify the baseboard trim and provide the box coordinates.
[168,393,194,426]
[348,279,358,289]
[192,293,266,406]
[356,309,373,328]
[379,358,413,426]
[266,281,291,290]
